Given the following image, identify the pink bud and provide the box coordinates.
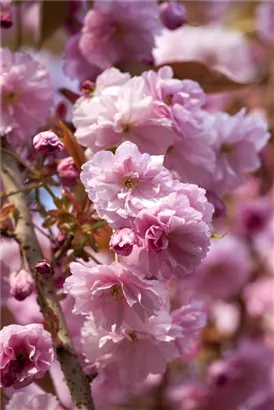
[9,270,34,301]
[160,1,186,30]
[35,259,53,276]
[109,228,141,256]
[0,9,12,28]
[57,157,79,187]
[33,131,64,155]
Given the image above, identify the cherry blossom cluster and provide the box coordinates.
[1,0,274,408]
[73,66,270,199]
[65,140,210,385]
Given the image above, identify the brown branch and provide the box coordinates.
[1,147,95,410]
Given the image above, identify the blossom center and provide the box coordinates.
[123,177,137,190]
[129,331,137,343]
[122,122,132,133]
[221,143,232,154]
[3,90,20,106]
[110,284,123,300]
[114,24,125,38]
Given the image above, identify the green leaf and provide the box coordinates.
[39,1,69,46]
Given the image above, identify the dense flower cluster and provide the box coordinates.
[1,1,273,409]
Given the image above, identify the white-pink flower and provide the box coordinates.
[190,235,252,301]
[73,75,177,155]
[171,302,206,356]
[64,261,169,331]
[81,141,173,227]
[204,109,270,195]
[6,392,60,410]
[81,313,179,385]
[136,192,212,280]
[0,48,53,145]
[0,324,55,389]
[79,0,162,70]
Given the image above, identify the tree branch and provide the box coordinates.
[1,147,95,410]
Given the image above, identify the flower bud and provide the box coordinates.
[9,270,34,301]
[81,79,95,97]
[0,9,12,29]
[160,1,186,30]
[33,131,64,155]
[109,228,141,256]
[57,157,79,187]
[35,259,53,276]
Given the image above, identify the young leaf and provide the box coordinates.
[59,122,86,171]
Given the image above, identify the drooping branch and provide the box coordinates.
[1,147,95,410]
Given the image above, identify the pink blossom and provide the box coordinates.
[57,157,79,187]
[109,228,141,256]
[0,48,53,145]
[33,130,64,155]
[159,2,186,30]
[9,269,34,301]
[81,313,179,385]
[63,34,101,83]
[204,110,270,196]
[171,302,206,356]
[81,141,173,227]
[153,25,256,82]
[244,277,274,319]
[0,324,55,388]
[136,192,212,280]
[234,197,273,236]
[64,261,169,330]
[73,75,177,155]
[190,235,251,301]
[79,0,161,70]
[256,1,274,43]
[206,341,274,410]
[6,392,60,410]
[240,389,274,410]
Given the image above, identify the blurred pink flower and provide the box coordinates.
[256,1,274,43]
[64,34,101,83]
[204,109,270,195]
[79,0,161,69]
[65,261,169,330]
[153,25,256,82]
[57,157,79,187]
[0,324,54,389]
[206,341,274,410]
[6,391,60,410]
[81,141,173,227]
[234,197,273,236]
[244,277,274,319]
[171,302,206,355]
[9,269,34,301]
[0,48,53,145]
[191,235,251,300]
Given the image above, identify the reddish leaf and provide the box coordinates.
[59,122,86,171]
[59,88,81,104]
[0,203,15,222]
